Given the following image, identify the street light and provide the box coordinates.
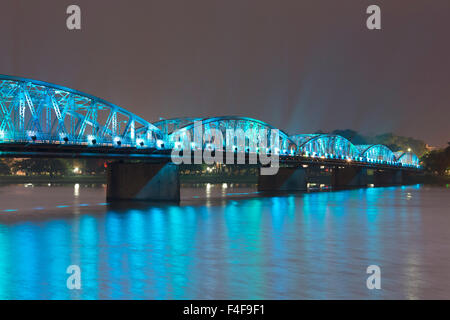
[156,139,165,149]
[87,135,97,145]
[114,137,122,147]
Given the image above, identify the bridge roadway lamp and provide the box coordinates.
[27,131,37,142]
[87,135,97,146]
[156,139,165,149]
[136,139,145,148]
[59,133,68,143]
[113,137,122,147]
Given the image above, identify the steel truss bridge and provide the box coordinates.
[0,75,421,169]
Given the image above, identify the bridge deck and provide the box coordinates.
[0,142,421,172]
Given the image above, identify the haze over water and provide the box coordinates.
[0,183,449,299]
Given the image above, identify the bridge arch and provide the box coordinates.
[157,116,298,154]
[356,144,397,163]
[394,151,420,166]
[0,75,163,148]
[290,134,360,159]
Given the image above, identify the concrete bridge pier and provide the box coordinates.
[332,167,368,189]
[107,162,180,202]
[258,166,307,192]
[401,171,417,184]
[374,169,403,186]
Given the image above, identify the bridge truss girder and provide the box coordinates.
[0,75,421,168]
[161,116,298,154]
[0,75,163,148]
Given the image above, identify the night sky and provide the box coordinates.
[1,0,449,146]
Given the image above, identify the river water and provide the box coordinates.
[0,183,449,299]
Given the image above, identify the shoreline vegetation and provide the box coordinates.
[0,175,107,184]
[0,174,258,184]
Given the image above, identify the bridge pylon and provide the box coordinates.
[106,162,180,202]
[257,166,307,192]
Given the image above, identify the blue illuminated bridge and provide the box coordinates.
[0,75,422,201]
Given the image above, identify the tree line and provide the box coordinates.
[421,143,450,176]
[0,159,107,177]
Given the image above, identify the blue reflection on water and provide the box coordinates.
[0,184,449,299]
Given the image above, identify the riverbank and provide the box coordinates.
[0,175,106,184]
[409,173,450,185]
[0,172,447,186]
[0,174,258,184]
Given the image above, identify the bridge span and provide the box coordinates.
[0,75,422,202]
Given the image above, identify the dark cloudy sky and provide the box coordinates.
[1,0,449,146]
